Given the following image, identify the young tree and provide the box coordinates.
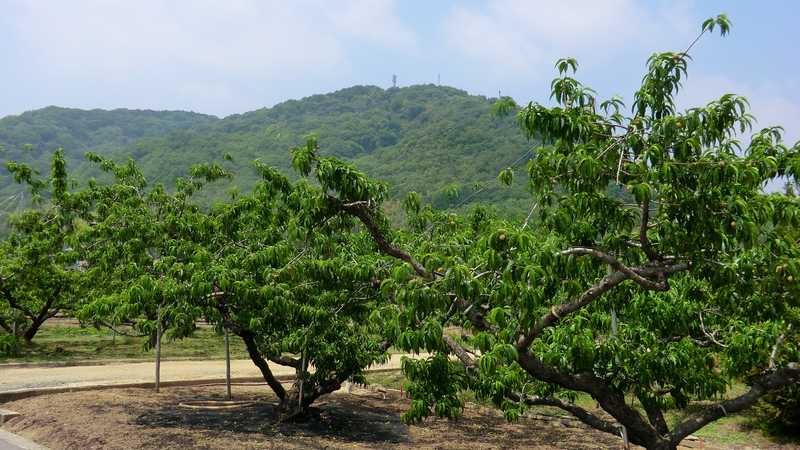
[189,139,393,419]
[78,154,229,366]
[0,150,89,343]
[324,16,800,450]
[79,142,393,418]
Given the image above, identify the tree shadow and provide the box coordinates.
[134,394,411,445]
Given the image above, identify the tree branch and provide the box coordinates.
[638,393,669,436]
[698,311,728,348]
[516,350,657,448]
[269,354,301,369]
[559,247,669,290]
[214,292,286,399]
[239,331,287,400]
[443,334,475,368]
[509,391,621,437]
[639,195,660,261]
[517,270,628,350]
[329,196,431,279]
[769,324,791,369]
[517,262,688,350]
[443,333,625,439]
[669,366,800,445]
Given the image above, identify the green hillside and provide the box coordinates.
[0,85,535,224]
[0,107,217,225]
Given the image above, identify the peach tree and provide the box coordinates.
[325,15,800,450]
[0,149,90,343]
[186,143,393,419]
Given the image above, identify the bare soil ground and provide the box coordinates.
[0,384,634,450]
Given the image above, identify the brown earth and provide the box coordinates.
[0,384,633,449]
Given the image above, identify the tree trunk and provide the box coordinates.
[275,376,346,421]
[276,383,314,420]
[22,318,45,343]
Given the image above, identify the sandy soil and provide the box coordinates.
[0,355,412,391]
[1,384,632,450]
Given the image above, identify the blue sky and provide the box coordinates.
[2,0,798,143]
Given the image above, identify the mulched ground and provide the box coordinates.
[1,384,632,449]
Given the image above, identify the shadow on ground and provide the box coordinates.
[134,394,411,445]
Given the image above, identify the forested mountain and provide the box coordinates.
[0,85,535,224]
[0,107,216,226]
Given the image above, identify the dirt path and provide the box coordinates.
[0,355,413,392]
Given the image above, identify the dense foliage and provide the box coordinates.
[0,150,90,343]
[0,86,533,230]
[323,16,800,450]
[0,107,215,231]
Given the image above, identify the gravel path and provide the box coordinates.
[0,355,411,392]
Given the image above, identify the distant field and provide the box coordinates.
[0,319,249,364]
[1,319,406,364]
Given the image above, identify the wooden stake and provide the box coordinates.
[224,327,232,400]
[155,307,162,393]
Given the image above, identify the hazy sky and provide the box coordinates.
[2,0,799,143]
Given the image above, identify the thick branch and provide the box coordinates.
[443,334,475,368]
[516,350,657,447]
[559,247,669,290]
[670,366,800,445]
[304,340,393,405]
[331,196,431,279]
[269,354,301,369]
[1,285,36,319]
[639,393,669,436]
[517,270,628,349]
[509,391,621,437]
[444,333,624,439]
[517,262,689,350]
[240,331,287,400]
[214,292,286,399]
[639,195,660,261]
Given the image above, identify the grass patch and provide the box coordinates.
[364,370,406,390]
[0,322,250,364]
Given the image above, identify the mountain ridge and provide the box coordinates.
[1,84,534,225]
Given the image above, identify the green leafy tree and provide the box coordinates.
[185,138,393,419]
[79,140,393,419]
[77,154,230,348]
[327,15,800,450]
[0,150,89,343]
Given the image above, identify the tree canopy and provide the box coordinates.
[325,15,800,450]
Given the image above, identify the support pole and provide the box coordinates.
[155,307,162,393]
[224,327,232,400]
[299,334,308,409]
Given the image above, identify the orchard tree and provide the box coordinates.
[188,138,393,419]
[0,149,89,343]
[324,16,800,450]
[80,141,393,418]
[77,153,231,375]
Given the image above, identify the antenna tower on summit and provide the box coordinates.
[392,74,397,88]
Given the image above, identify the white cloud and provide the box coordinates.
[7,0,415,114]
[677,74,800,146]
[443,0,693,75]
[330,0,417,49]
